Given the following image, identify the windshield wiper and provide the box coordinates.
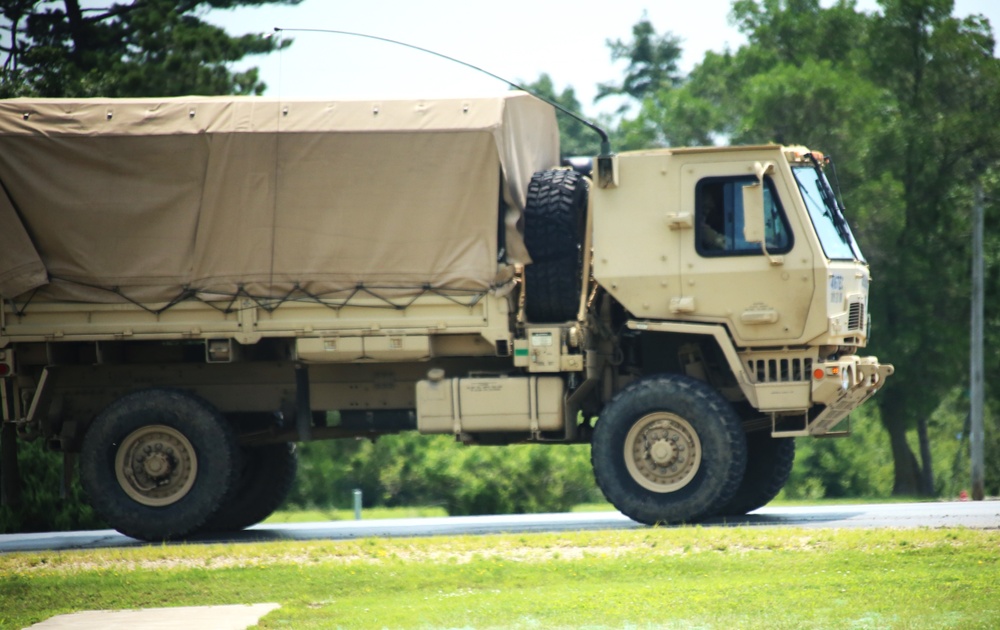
[807,154,856,253]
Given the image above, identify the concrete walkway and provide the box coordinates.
[26,603,280,629]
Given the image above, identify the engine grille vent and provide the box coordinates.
[848,301,865,332]
[748,357,813,383]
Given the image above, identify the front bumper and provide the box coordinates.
[773,355,894,437]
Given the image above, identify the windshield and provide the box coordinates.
[792,165,865,262]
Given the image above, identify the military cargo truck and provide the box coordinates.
[0,93,892,540]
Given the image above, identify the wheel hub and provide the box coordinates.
[649,439,676,465]
[624,412,702,493]
[142,451,171,477]
[115,425,198,507]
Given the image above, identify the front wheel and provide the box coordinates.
[591,374,747,524]
[80,388,239,541]
[713,432,795,516]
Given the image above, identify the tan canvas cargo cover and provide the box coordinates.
[0,92,559,303]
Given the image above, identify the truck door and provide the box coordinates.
[677,161,816,344]
[592,154,684,323]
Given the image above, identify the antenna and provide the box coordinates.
[272,27,613,158]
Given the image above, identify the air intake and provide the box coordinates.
[848,301,865,331]
[747,357,813,383]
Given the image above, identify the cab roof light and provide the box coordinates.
[787,148,830,165]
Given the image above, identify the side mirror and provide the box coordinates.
[742,161,783,266]
[742,182,765,245]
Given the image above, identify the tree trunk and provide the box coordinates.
[63,0,88,64]
[887,420,922,495]
[880,401,940,498]
[916,414,935,495]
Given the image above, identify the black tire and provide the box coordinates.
[591,374,747,525]
[713,433,795,516]
[523,169,588,322]
[524,257,580,323]
[79,388,239,541]
[201,442,298,532]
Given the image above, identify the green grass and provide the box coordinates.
[2,528,996,629]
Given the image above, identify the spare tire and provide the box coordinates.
[523,169,589,322]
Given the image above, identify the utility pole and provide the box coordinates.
[971,184,985,501]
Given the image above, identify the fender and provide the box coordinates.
[626,319,758,407]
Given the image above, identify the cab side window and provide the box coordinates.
[696,176,792,256]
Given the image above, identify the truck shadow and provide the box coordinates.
[700,511,865,527]
[0,509,871,553]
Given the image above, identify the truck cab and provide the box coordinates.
[591,145,890,439]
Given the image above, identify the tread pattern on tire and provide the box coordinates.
[591,374,747,525]
[523,169,588,323]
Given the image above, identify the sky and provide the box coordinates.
[208,0,1000,117]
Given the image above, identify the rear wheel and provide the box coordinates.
[201,442,298,532]
[80,388,238,541]
[713,432,795,516]
[523,169,588,322]
[592,374,747,524]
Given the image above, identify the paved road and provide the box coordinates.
[2,501,997,554]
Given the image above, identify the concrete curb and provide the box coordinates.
[26,603,280,629]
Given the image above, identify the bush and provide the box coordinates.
[429,441,601,516]
[929,389,1000,499]
[0,439,104,534]
[781,391,1000,501]
[780,404,894,500]
[286,433,603,515]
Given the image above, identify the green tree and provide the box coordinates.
[981,168,1000,496]
[609,0,1000,496]
[0,0,301,98]
[0,1,300,532]
[596,15,683,111]
[859,0,1000,494]
[0,439,105,534]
